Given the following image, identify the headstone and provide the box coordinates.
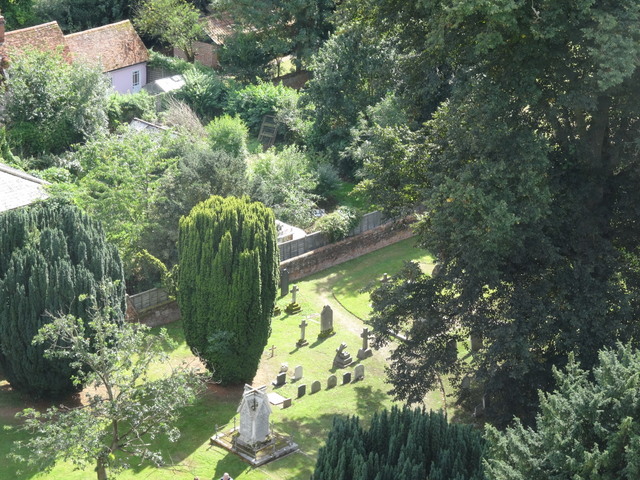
[290,285,300,304]
[311,380,321,394]
[297,384,306,398]
[342,372,352,385]
[381,273,390,283]
[333,342,353,369]
[296,318,309,347]
[280,268,290,297]
[279,363,289,373]
[357,327,373,360]
[461,375,471,390]
[282,398,292,409]
[354,364,365,380]
[470,332,483,352]
[327,374,337,389]
[269,345,276,358]
[272,372,286,387]
[237,385,271,446]
[293,365,303,381]
[320,305,334,333]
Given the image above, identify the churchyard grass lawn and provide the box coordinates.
[0,237,447,479]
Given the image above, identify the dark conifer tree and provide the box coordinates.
[0,201,125,396]
[178,196,279,384]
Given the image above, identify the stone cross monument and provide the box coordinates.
[357,327,373,359]
[297,318,309,346]
[237,385,271,446]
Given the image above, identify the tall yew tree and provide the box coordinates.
[0,200,125,396]
[178,196,278,384]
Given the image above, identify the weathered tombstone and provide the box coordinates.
[282,398,292,409]
[296,319,309,347]
[320,305,334,334]
[461,375,471,390]
[293,365,303,381]
[470,332,484,352]
[357,327,373,360]
[290,285,300,304]
[381,273,390,283]
[269,345,276,358]
[327,374,337,389]
[272,372,286,387]
[279,363,289,373]
[333,342,353,369]
[354,364,365,381]
[311,380,321,394]
[280,268,290,297]
[237,385,271,446]
[297,384,306,398]
[342,372,352,385]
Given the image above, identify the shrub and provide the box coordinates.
[314,206,360,242]
[205,114,249,158]
[107,91,157,130]
[176,68,232,121]
[226,81,300,133]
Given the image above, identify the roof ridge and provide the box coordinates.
[5,21,60,36]
[65,19,132,38]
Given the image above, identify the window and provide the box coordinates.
[132,70,140,88]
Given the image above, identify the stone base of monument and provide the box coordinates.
[211,428,299,467]
[285,302,301,314]
[357,348,373,360]
[296,338,308,347]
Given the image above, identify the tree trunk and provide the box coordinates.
[96,457,108,480]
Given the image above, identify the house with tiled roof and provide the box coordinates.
[173,15,234,69]
[65,20,149,94]
[0,163,49,213]
[0,16,148,94]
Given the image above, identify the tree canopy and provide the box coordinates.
[485,343,640,479]
[0,201,125,396]
[361,0,640,423]
[12,310,203,480]
[178,196,279,384]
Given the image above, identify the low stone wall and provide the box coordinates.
[135,300,181,327]
[281,217,416,282]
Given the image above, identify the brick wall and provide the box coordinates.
[281,217,416,282]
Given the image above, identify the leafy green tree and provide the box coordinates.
[3,49,109,156]
[313,406,485,480]
[33,0,130,32]
[248,145,319,227]
[205,114,249,158]
[304,23,400,175]
[175,67,233,122]
[211,0,334,72]
[0,201,125,396]
[485,343,640,479]
[0,0,36,29]
[134,0,204,63]
[178,196,279,384]
[143,138,247,267]
[366,0,640,424]
[12,310,203,480]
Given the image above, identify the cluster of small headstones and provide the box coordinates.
[271,363,366,399]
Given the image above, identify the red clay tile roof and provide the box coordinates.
[204,15,234,45]
[0,21,70,62]
[65,20,148,73]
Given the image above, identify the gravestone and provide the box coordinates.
[279,363,289,373]
[296,319,309,347]
[291,285,299,304]
[285,284,302,314]
[342,372,352,385]
[357,327,373,360]
[461,375,471,390]
[272,372,286,387]
[327,374,337,389]
[354,364,365,380]
[282,398,292,409]
[297,384,306,398]
[381,273,390,283]
[311,380,321,394]
[280,268,290,297]
[320,305,334,334]
[470,332,483,352]
[237,385,271,446]
[333,342,353,369]
[293,365,303,381]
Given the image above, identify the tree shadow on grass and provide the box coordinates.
[353,385,388,417]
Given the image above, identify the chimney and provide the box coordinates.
[0,15,5,46]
